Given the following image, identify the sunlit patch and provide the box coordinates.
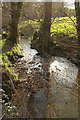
[48,104,50,107]
[50,61,67,73]
[50,57,78,87]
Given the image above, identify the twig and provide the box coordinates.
[59,8,76,27]
[0,111,6,120]
[6,71,21,100]
[21,12,42,23]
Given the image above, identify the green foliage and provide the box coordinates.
[2,37,22,82]
[2,53,18,81]
[20,17,77,43]
[2,37,22,56]
[0,54,2,64]
[2,31,9,36]
[51,16,77,41]
[18,19,40,32]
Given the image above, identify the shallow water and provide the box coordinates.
[20,38,78,118]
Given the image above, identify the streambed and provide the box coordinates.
[19,38,78,118]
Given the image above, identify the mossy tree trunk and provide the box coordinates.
[10,2,23,44]
[38,2,52,54]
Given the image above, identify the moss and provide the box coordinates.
[2,33,22,85]
[2,53,18,81]
[2,36,22,56]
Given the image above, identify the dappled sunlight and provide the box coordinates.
[50,57,78,87]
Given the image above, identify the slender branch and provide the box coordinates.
[6,71,21,100]
[21,12,43,23]
[51,17,56,24]
[59,7,76,27]
[0,111,6,120]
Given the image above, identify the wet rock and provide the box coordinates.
[23,67,28,70]
[38,65,41,67]
[29,61,36,64]
[24,60,27,63]
[34,67,40,71]
[15,54,24,58]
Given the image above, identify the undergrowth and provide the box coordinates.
[51,16,77,41]
[1,36,22,80]
[19,16,77,42]
[1,32,22,99]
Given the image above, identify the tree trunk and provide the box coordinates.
[75,1,80,65]
[39,2,52,54]
[10,2,23,44]
[75,1,80,118]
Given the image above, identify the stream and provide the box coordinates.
[20,38,78,118]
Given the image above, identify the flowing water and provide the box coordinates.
[20,38,78,118]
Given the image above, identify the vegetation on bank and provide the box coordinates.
[51,16,77,40]
[50,17,78,63]
[18,16,78,60]
[19,16,77,40]
[1,32,23,97]
[27,16,78,62]
[19,19,40,30]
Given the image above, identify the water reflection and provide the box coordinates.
[50,57,78,87]
[46,58,78,118]
[20,38,38,63]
